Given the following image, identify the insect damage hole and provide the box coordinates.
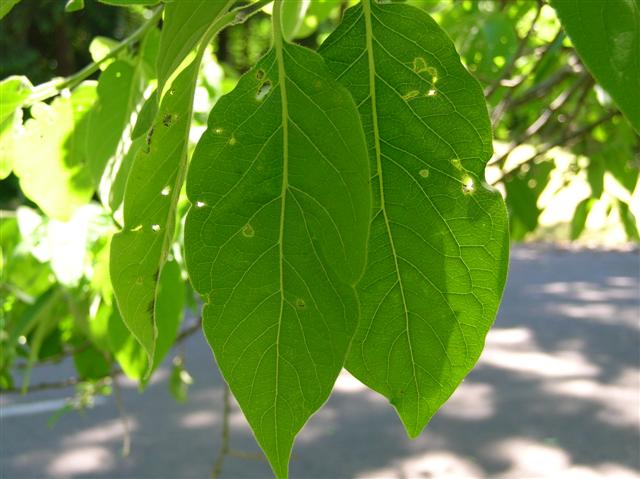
[195,200,206,208]
[462,176,475,195]
[161,186,171,196]
[151,224,161,232]
[256,69,265,80]
[295,298,306,310]
[256,80,272,101]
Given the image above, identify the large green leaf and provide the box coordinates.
[550,0,640,132]
[13,83,97,221]
[109,56,198,369]
[156,0,233,97]
[320,0,509,437]
[184,41,371,477]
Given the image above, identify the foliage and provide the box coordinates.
[0,1,638,478]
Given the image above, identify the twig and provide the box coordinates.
[26,7,163,106]
[485,0,543,98]
[112,372,131,457]
[490,28,564,124]
[1,319,202,394]
[211,384,232,479]
[491,74,591,166]
[491,111,620,186]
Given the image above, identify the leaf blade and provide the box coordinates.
[320,0,509,437]
[550,0,640,132]
[185,44,370,477]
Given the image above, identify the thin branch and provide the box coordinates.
[491,110,620,186]
[211,384,232,479]
[485,0,543,98]
[1,318,202,394]
[491,74,591,167]
[490,28,564,125]
[112,372,131,457]
[26,7,164,106]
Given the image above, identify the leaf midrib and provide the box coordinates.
[362,0,421,425]
[274,8,289,469]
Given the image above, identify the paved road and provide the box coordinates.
[1,244,639,479]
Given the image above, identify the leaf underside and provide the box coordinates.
[185,44,370,478]
[551,0,640,132]
[110,58,198,368]
[320,1,509,437]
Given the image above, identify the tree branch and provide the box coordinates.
[491,110,620,186]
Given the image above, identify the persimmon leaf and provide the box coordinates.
[184,42,370,477]
[320,0,509,438]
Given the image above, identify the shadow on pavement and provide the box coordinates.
[1,244,639,478]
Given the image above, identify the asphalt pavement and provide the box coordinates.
[1,244,639,479]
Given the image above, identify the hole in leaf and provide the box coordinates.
[462,176,475,194]
[427,88,437,97]
[131,225,143,232]
[229,135,237,146]
[151,224,161,232]
[213,127,223,134]
[295,298,306,310]
[256,69,265,80]
[242,224,255,238]
[162,113,177,127]
[256,80,272,101]
[450,159,462,170]
[161,186,171,196]
[195,201,206,208]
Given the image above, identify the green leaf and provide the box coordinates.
[570,197,595,240]
[0,0,21,20]
[550,0,640,132]
[107,259,185,381]
[618,200,640,241]
[0,76,32,179]
[98,0,160,5]
[184,39,371,478]
[319,1,509,437]
[13,83,97,221]
[65,0,85,13]
[281,0,310,40]
[110,57,198,370]
[169,356,193,404]
[83,60,141,187]
[156,0,233,97]
[504,162,553,241]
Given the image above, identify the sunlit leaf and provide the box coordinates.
[0,76,32,179]
[320,0,509,437]
[184,40,371,477]
[13,83,97,221]
[156,0,232,97]
[110,58,198,370]
[0,0,21,20]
